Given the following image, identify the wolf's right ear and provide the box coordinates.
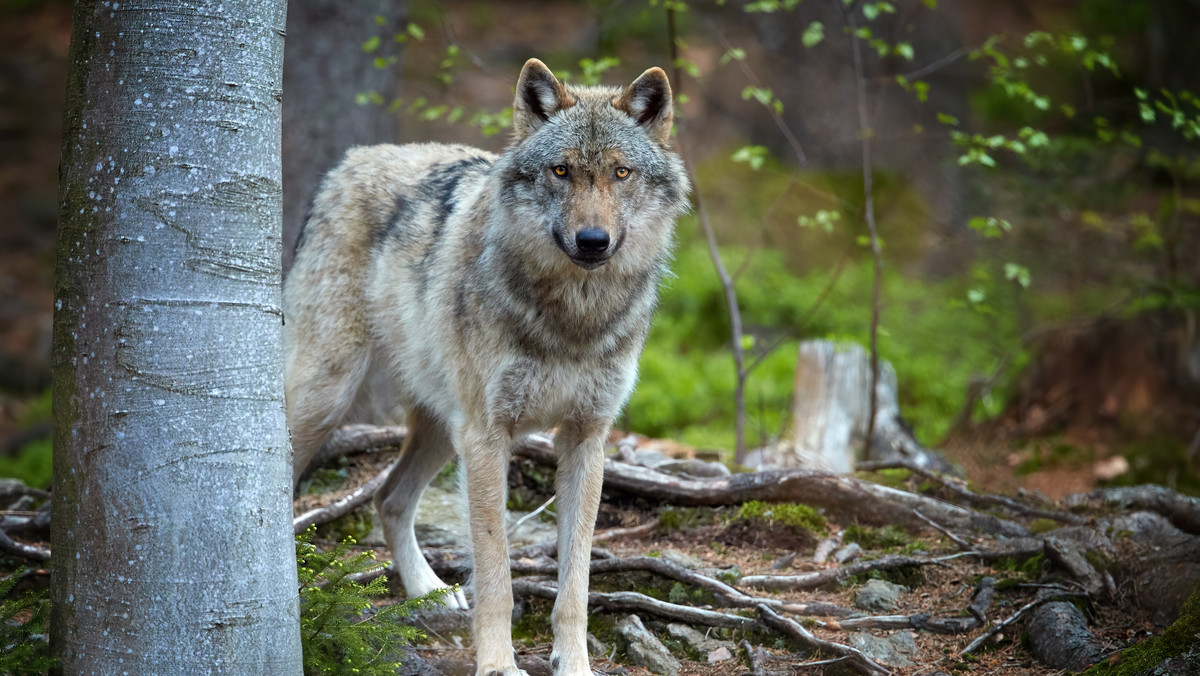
[512,59,575,142]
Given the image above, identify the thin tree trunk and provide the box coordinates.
[51,1,301,672]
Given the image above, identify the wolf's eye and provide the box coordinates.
[552,165,569,177]
[614,167,631,180]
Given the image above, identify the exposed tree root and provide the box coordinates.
[293,458,396,534]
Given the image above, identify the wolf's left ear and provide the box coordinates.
[513,58,575,142]
[614,67,674,146]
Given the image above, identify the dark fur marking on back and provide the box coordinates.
[411,156,492,290]
[292,194,318,258]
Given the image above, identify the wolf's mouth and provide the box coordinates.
[568,253,610,270]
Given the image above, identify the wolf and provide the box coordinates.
[283,59,689,675]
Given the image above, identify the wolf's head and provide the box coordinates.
[493,59,690,275]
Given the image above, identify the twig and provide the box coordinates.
[739,553,950,591]
[512,578,759,630]
[961,592,1087,656]
[668,8,749,463]
[0,527,50,562]
[757,604,891,676]
[592,518,659,542]
[913,509,972,550]
[740,639,766,676]
[714,32,807,166]
[507,494,556,539]
[891,47,968,82]
[293,459,397,534]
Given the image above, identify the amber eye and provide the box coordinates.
[552,165,569,177]
[614,166,631,180]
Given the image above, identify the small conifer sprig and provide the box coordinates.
[0,566,55,674]
[297,525,452,676]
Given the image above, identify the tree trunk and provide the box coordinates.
[51,1,301,672]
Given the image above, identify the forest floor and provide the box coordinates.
[296,442,1181,676]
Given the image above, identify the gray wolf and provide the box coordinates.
[283,59,689,676]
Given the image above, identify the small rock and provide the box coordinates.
[847,631,921,668]
[616,615,680,676]
[855,579,906,613]
[659,549,705,570]
[834,542,863,564]
[666,623,736,655]
[772,552,798,570]
[586,633,609,657]
[707,646,733,663]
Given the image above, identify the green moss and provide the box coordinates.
[657,506,716,532]
[856,468,913,489]
[735,501,827,535]
[1029,518,1059,535]
[1083,580,1200,675]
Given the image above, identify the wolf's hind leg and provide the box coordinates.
[285,336,372,488]
[375,405,469,610]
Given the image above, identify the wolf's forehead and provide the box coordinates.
[531,107,660,164]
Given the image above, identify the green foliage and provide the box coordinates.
[297,527,448,676]
[0,389,52,489]
[1028,518,1060,535]
[0,568,54,675]
[735,501,827,535]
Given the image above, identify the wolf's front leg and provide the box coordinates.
[461,423,525,676]
[550,421,608,676]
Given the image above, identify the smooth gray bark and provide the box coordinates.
[51,1,301,673]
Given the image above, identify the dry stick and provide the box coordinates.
[841,0,886,462]
[293,459,397,534]
[667,8,749,464]
[512,578,758,630]
[740,639,767,676]
[858,459,1089,525]
[739,553,951,591]
[913,508,973,550]
[507,494,556,539]
[592,518,660,543]
[0,527,50,562]
[960,592,1088,656]
[757,604,891,676]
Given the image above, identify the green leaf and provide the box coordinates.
[362,36,381,53]
[1004,263,1031,288]
[895,42,914,61]
[863,3,879,20]
[936,112,959,126]
[720,47,747,64]
[802,21,824,48]
[967,288,986,304]
[731,145,769,170]
[407,22,425,40]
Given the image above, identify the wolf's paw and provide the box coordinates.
[477,667,528,676]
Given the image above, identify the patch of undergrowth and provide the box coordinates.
[316,509,375,544]
[507,458,554,511]
[856,468,913,490]
[297,526,449,676]
[852,564,925,589]
[657,506,719,532]
[512,597,554,645]
[0,567,55,675]
[993,552,1046,580]
[735,501,827,535]
[299,462,351,496]
[843,524,912,549]
[1083,580,1200,676]
[0,388,52,489]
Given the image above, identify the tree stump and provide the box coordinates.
[746,340,948,472]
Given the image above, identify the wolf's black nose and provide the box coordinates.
[576,228,610,254]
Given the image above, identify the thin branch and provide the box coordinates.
[714,32,807,166]
[912,508,973,550]
[757,604,891,676]
[668,7,749,462]
[293,459,397,534]
[842,0,885,461]
[507,494,556,539]
[891,47,968,82]
[592,518,659,543]
[512,578,759,630]
[739,553,951,591]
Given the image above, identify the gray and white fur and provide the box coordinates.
[283,59,690,676]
